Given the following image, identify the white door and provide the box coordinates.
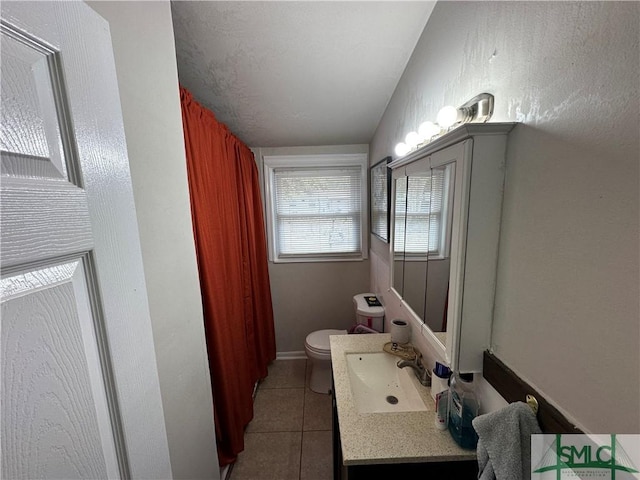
[1,3,171,479]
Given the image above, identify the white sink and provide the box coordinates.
[345,352,429,413]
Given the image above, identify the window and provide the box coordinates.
[264,154,368,262]
[395,164,452,259]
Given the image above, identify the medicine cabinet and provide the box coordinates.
[389,123,516,372]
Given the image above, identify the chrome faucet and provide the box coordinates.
[397,353,431,386]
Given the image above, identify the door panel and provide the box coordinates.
[1,15,121,479]
[0,25,70,180]
[1,259,118,480]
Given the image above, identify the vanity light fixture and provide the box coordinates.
[438,93,495,131]
[393,93,495,158]
[395,142,411,157]
[418,121,440,141]
[436,105,459,129]
[405,131,422,148]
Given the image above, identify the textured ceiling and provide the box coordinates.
[171,1,435,147]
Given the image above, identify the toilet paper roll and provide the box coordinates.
[390,319,410,344]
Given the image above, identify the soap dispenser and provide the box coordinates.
[447,372,479,449]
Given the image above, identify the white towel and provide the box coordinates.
[472,401,542,480]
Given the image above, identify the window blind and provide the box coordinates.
[395,168,445,255]
[273,166,362,257]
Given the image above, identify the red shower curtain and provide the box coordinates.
[180,87,276,466]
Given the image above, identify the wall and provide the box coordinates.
[86,2,219,478]
[253,145,371,354]
[370,1,639,433]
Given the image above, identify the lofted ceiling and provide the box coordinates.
[171,1,435,148]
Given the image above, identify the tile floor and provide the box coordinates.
[229,359,333,480]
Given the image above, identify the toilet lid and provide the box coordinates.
[305,329,347,351]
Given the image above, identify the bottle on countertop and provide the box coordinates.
[447,372,479,449]
[431,362,451,431]
[435,388,449,431]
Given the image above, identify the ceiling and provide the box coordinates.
[171,1,435,148]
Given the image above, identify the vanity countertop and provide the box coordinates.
[330,333,476,466]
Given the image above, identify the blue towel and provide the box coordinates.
[472,401,542,480]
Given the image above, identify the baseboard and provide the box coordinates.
[276,350,307,360]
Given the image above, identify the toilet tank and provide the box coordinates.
[353,293,385,332]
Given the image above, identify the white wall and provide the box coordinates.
[87,2,219,478]
[253,145,371,354]
[370,1,639,433]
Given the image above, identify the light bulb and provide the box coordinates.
[405,131,421,148]
[418,121,440,140]
[395,142,410,157]
[437,105,459,129]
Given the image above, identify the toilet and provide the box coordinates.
[304,293,385,394]
[304,328,347,394]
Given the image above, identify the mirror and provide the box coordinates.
[421,164,453,334]
[402,172,430,323]
[391,157,455,339]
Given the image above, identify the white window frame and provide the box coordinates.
[263,153,369,263]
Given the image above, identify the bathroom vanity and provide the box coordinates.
[330,334,477,479]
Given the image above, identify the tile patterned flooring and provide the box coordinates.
[229,359,333,480]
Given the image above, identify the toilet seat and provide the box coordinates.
[305,329,347,354]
